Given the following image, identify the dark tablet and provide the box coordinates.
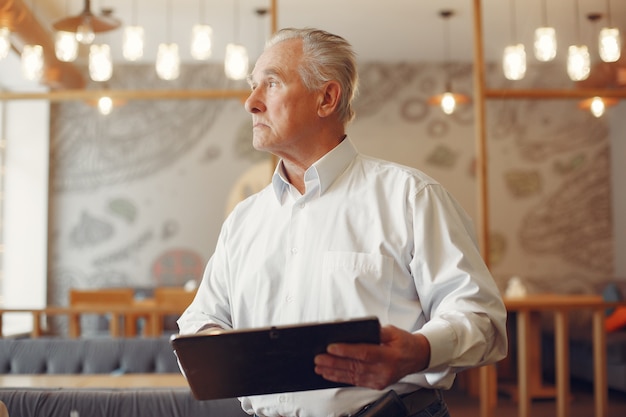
[170,316,381,400]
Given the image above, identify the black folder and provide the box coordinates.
[170,316,381,400]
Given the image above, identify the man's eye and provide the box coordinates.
[268,81,277,88]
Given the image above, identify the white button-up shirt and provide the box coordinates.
[178,138,507,417]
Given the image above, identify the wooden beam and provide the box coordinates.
[486,88,626,100]
[0,88,251,102]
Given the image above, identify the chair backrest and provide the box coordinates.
[69,288,135,307]
[153,287,196,309]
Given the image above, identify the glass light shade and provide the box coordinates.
[503,44,527,80]
[599,27,621,63]
[0,27,10,60]
[123,26,144,61]
[534,27,557,62]
[156,43,180,80]
[567,45,590,81]
[21,44,44,81]
[89,44,113,82]
[98,96,113,115]
[440,92,457,115]
[589,97,606,118]
[55,31,79,62]
[224,43,249,80]
[191,24,213,60]
[76,22,95,45]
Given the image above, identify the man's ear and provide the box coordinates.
[318,81,341,118]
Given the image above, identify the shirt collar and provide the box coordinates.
[271,137,358,202]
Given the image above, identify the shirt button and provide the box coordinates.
[285,295,293,303]
[291,247,298,254]
[278,395,287,402]
[299,202,305,209]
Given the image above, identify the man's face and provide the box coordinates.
[244,39,322,159]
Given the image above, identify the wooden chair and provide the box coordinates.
[68,288,135,338]
[148,287,197,336]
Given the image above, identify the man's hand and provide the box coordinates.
[313,325,431,390]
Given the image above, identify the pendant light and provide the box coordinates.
[0,27,10,60]
[427,10,470,115]
[225,0,249,80]
[503,0,526,80]
[54,0,78,62]
[567,0,590,81]
[534,0,557,62]
[578,96,618,118]
[55,31,79,62]
[599,0,621,62]
[123,0,144,61]
[156,0,180,80]
[89,43,113,81]
[191,0,213,60]
[21,0,44,81]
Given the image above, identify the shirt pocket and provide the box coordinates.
[319,251,393,320]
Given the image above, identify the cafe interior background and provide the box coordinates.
[0,0,625,337]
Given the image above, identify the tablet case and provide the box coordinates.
[170,316,381,400]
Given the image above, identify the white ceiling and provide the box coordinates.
[29,0,625,66]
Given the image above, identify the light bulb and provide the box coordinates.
[21,44,44,81]
[98,96,113,115]
[599,27,621,63]
[0,27,10,60]
[76,21,95,45]
[567,45,590,81]
[89,44,113,82]
[191,24,213,60]
[534,27,557,62]
[156,43,180,80]
[503,44,527,80]
[590,97,605,118]
[440,92,457,115]
[224,43,249,80]
[55,31,78,62]
[123,26,144,61]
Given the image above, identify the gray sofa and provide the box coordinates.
[0,337,248,417]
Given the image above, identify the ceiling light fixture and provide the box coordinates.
[191,0,213,60]
[533,0,557,62]
[21,0,44,81]
[567,0,590,81]
[428,10,470,115]
[224,0,249,80]
[0,27,10,60]
[123,0,144,61]
[578,96,618,118]
[156,0,180,80]
[599,0,621,62]
[503,0,526,80]
[53,0,121,45]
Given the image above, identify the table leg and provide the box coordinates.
[68,313,80,338]
[517,309,530,417]
[592,309,608,417]
[554,311,570,417]
[31,312,42,338]
[479,364,497,417]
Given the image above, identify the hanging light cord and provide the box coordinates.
[234,0,240,43]
[606,0,613,27]
[199,0,206,25]
[540,0,548,27]
[574,0,581,45]
[166,0,172,42]
[509,0,517,43]
[131,0,138,26]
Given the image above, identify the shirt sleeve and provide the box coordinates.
[409,184,508,378]
[177,221,234,334]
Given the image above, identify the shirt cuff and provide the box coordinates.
[417,319,458,370]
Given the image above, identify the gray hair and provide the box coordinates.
[265,28,359,125]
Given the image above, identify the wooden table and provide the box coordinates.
[479,294,609,417]
[0,373,188,389]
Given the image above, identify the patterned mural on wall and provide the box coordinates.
[48,61,614,319]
